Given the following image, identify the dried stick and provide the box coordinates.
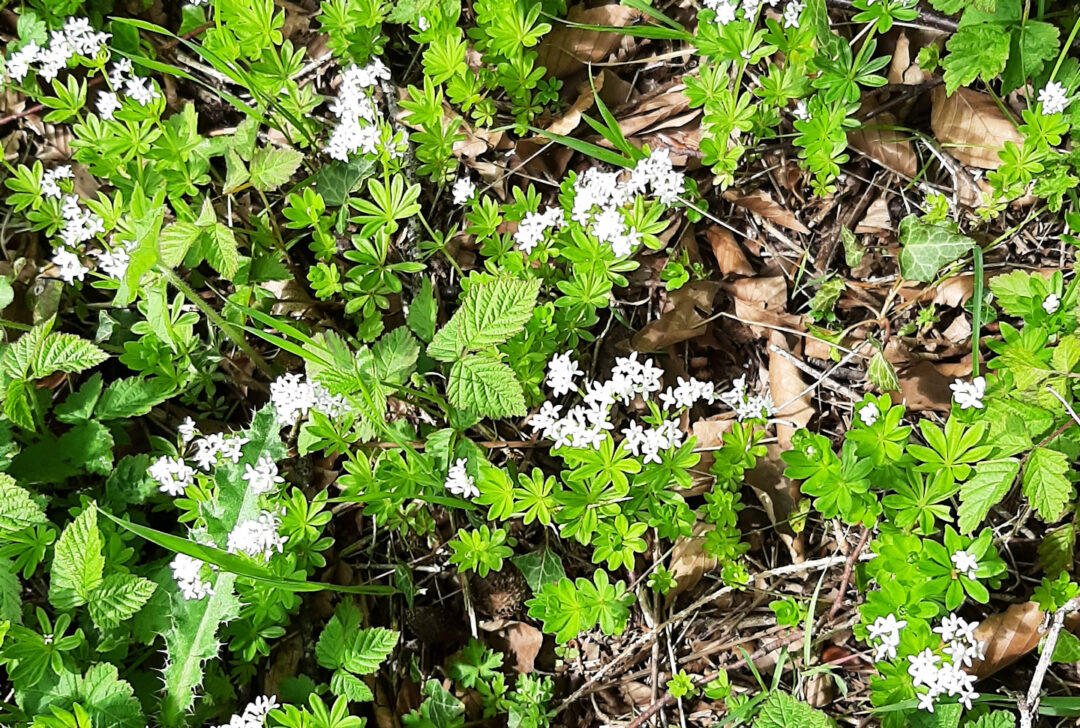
[1018,597,1080,728]
[825,526,871,623]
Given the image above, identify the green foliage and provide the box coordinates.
[316,601,399,702]
[897,216,975,283]
[753,692,835,728]
[526,570,634,643]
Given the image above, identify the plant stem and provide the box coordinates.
[1018,597,1080,728]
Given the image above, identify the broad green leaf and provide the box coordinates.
[49,507,105,610]
[0,558,20,624]
[1022,447,1073,522]
[897,216,975,283]
[95,377,175,420]
[55,373,104,424]
[1039,523,1076,578]
[966,710,1016,728]
[866,351,900,392]
[373,327,419,385]
[428,277,540,360]
[1053,630,1080,663]
[942,24,1011,95]
[957,457,1019,533]
[0,473,47,532]
[448,355,527,418]
[407,276,438,343]
[31,333,108,378]
[249,146,304,191]
[1001,21,1060,93]
[909,702,962,728]
[87,572,157,629]
[222,148,249,194]
[313,155,375,207]
[344,628,400,675]
[331,670,373,702]
[159,222,201,269]
[512,549,566,592]
[753,692,835,728]
[117,197,167,306]
[206,223,240,278]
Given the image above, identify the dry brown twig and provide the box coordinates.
[1018,597,1080,728]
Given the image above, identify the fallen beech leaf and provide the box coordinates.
[706,226,755,276]
[745,443,802,559]
[855,196,892,233]
[768,333,813,447]
[536,5,641,79]
[726,276,787,311]
[970,601,1044,680]
[665,521,717,605]
[631,282,720,350]
[850,114,918,178]
[931,86,1023,169]
[504,621,544,673]
[616,88,694,137]
[895,360,954,412]
[545,78,599,136]
[692,416,734,449]
[723,189,811,235]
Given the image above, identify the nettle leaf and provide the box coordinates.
[1022,447,1073,522]
[957,457,1019,534]
[95,377,175,420]
[36,663,145,728]
[448,355,527,418]
[941,23,1011,95]
[0,474,47,532]
[752,692,835,728]
[897,216,975,283]
[428,277,540,361]
[249,146,304,191]
[87,573,157,629]
[49,507,105,610]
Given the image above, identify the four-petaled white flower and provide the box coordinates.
[949,376,986,410]
[243,455,286,495]
[1039,81,1070,115]
[1043,293,1062,314]
[445,458,479,499]
[950,549,979,579]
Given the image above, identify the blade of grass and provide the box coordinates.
[529,127,633,167]
[971,245,983,377]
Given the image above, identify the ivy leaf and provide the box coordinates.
[897,216,975,283]
[249,146,304,191]
[866,351,900,391]
[1022,447,1073,522]
[448,354,527,418]
[49,507,105,610]
[512,549,566,592]
[958,458,1019,534]
[942,24,1012,95]
[752,692,835,728]
[428,277,540,361]
[87,573,157,629]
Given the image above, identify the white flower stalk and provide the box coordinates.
[325,60,391,161]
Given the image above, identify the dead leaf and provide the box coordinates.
[931,86,1024,169]
[895,360,954,412]
[723,189,811,234]
[504,621,544,673]
[665,521,718,605]
[970,601,1044,680]
[706,226,755,276]
[692,416,734,449]
[768,333,813,448]
[725,276,787,311]
[631,282,720,350]
[745,442,803,559]
[933,275,975,307]
[615,88,695,137]
[855,197,892,233]
[849,114,918,178]
[536,5,641,79]
[545,78,600,136]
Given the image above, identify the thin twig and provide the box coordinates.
[825,526,870,623]
[1018,597,1080,728]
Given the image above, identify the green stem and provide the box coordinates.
[160,267,274,376]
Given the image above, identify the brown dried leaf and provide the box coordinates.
[504,621,544,673]
[536,5,641,79]
[769,333,813,448]
[849,114,918,178]
[970,601,1044,680]
[931,86,1023,169]
[726,276,787,311]
[665,521,718,605]
[692,417,734,449]
[545,78,599,136]
[723,189,811,234]
[631,282,720,350]
[706,226,755,276]
[895,360,954,412]
[855,197,892,233]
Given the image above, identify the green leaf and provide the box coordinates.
[866,351,900,392]
[407,276,438,343]
[909,702,963,728]
[313,156,375,207]
[958,458,1019,533]
[222,148,250,194]
[249,146,304,191]
[0,558,21,624]
[448,354,527,418]
[55,373,104,424]
[331,670,374,702]
[206,223,240,278]
[1022,447,1073,522]
[49,507,105,610]
[94,377,175,420]
[1001,21,1059,93]
[1039,523,1076,578]
[87,572,157,629]
[966,710,1017,728]
[345,628,400,675]
[753,692,835,728]
[428,277,540,360]
[373,327,420,385]
[897,216,975,283]
[942,24,1012,95]
[159,222,201,269]
[117,197,167,306]
[512,549,566,592]
[31,333,108,378]
[0,473,47,532]
[1053,630,1080,663]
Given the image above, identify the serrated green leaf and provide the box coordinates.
[407,276,438,343]
[448,355,527,418]
[331,669,374,702]
[32,333,108,378]
[344,628,399,675]
[1022,447,1073,522]
[966,710,1016,728]
[0,558,21,624]
[752,692,835,728]
[942,24,1012,95]
[428,277,540,361]
[159,222,201,269]
[958,458,1019,533]
[88,572,157,629]
[0,473,47,532]
[897,216,975,283]
[94,377,174,420]
[55,373,104,424]
[206,223,240,278]
[49,507,105,610]
[222,148,249,194]
[249,146,304,191]
[373,327,419,385]
[1001,21,1059,93]
[1039,523,1075,578]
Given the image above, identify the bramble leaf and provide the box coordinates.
[1022,447,1073,522]
[448,354,527,418]
[958,458,1019,533]
[249,146,304,191]
[49,507,105,610]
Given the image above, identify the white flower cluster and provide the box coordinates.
[866,612,906,660]
[702,0,780,25]
[150,457,198,497]
[910,612,984,712]
[94,58,161,120]
[512,149,684,257]
[950,549,979,580]
[193,432,250,470]
[269,372,349,425]
[170,553,215,601]
[719,374,775,421]
[242,455,285,495]
[48,191,106,284]
[452,177,476,205]
[212,695,280,728]
[325,60,391,161]
[92,239,135,280]
[858,400,880,427]
[227,509,288,561]
[1039,81,1070,115]
[445,457,479,498]
[782,0,805,27]
[5,17,110,82]
[531,352,711,462]
[1043,293,1062,314]
[949,376,986,410]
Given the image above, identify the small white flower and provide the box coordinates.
[96,91,121,120]
[445,458,478,499]
[452,176,476,205]
[242,455,285,495]
[227,509,287,561]
[950,549,979,580]
[417,15,430,31]
[171,553,214,600]
[950,376,986,410]
[546,352,584,397]
[793,100,810,121]
[218,435,249,464]
[858,401,880,427]
[178,417,198,444]
[1043,293,1061,314]
[52,249,88,284]
[782,0,804,27]
[907,648,941,688]
[1038,81,1070,115]
[150,456,196,496]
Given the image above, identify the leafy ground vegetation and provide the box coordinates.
[8,0,1080,726]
